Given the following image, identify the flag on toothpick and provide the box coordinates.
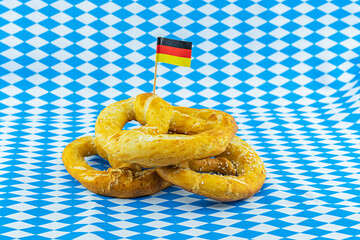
[156,37,192,67]
[153,37,192,94]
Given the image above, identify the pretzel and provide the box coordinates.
[95,93,238,167]
[62,93,265,201]
[156,136,266,202]
[62,136,171,198]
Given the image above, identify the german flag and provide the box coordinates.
[156,37,192,67]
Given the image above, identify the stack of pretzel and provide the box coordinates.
[62,93,265,202]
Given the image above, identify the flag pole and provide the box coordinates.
[153,59,158,95]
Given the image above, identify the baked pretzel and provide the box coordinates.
[95,93,238,167]
[62,136,171,198]
[156,136,266,202]
[62,93,265,201]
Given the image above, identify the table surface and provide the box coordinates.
[1,0,360,239]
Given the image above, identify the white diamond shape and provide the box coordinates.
[77,63,97,74]
[100,14,121,25]
[124,3,146,14]
[149,16,170,27]
[2,85,22,96]
[101,26,121,38]
[181,229,209,237]
[51,12,72,24]
[75,1,97,12]
[76,25,98,37]
[26,86,47,97]
[100,2,121,13]
[1,23,22,34]
[101,88,121,98]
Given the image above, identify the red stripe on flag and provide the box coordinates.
[157,45,192,58]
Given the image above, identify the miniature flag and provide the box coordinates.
[156,37,192,67]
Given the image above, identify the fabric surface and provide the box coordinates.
[1,0,360,239]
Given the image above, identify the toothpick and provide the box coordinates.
[153,60,158,95]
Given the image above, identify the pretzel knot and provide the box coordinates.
[62,93,266,201]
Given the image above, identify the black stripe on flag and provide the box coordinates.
[157,37,192,50]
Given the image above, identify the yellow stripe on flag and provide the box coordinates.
[156,53,191,67]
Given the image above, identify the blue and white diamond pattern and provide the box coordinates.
[1,0,360,239]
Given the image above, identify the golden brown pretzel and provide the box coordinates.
[156,136,266,202]
[62,136,171,198]
[95,93,238,167]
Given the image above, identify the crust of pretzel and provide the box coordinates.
[95,93,238,167]
[156,136,266,202]
[62,136,171,198]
